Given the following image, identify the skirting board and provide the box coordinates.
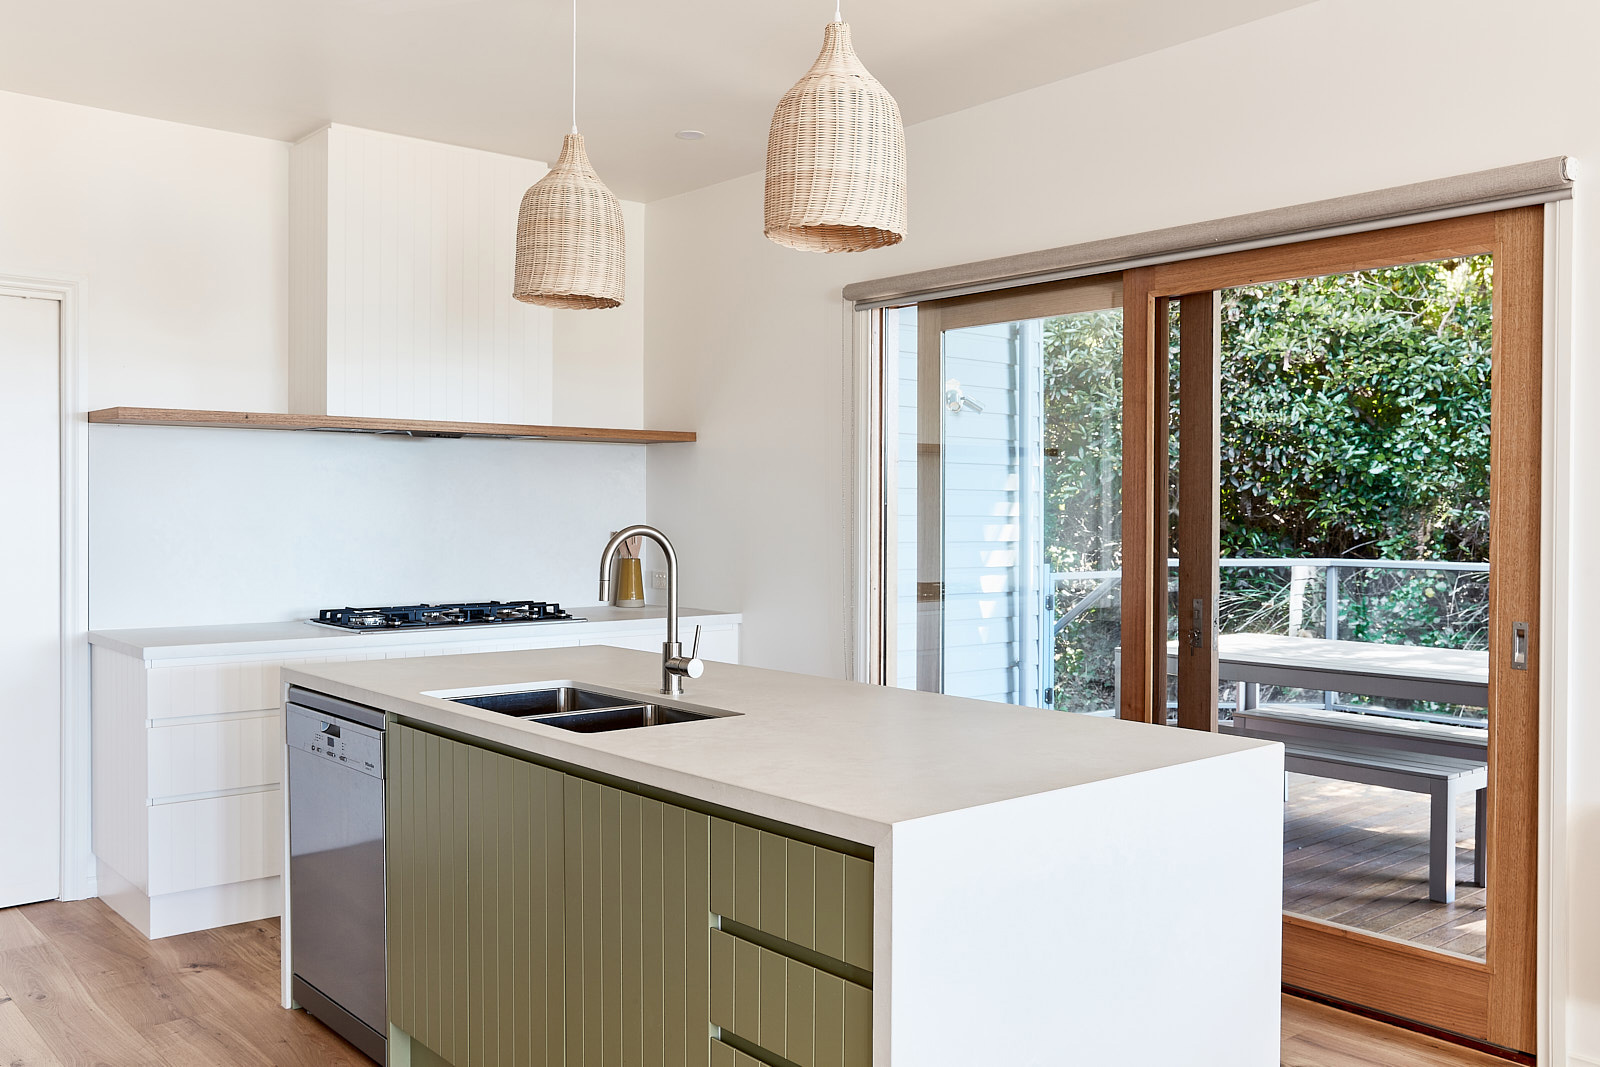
[1570,1055,1600,1066]
[97,860,282,939]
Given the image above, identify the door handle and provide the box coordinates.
[1189,597,1206,651]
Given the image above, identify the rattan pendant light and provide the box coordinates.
[513,0,624,309]
[764,4,906,253]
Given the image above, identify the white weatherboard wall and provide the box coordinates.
[642,0,1599,1058]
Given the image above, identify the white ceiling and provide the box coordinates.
[0,0,1314,201]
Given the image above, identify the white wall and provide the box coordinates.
[642,0,1599,1056]
[88,425,645,629]
[0,90,289,410]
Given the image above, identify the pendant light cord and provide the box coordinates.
[570,0,578,134]
[834,1,842,21]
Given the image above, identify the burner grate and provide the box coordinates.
[314,600,580,630]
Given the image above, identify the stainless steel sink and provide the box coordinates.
[449,687,624,717]
[440,685,732,732]
[527,704,716,733]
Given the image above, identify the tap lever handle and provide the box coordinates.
[689,625,702,661]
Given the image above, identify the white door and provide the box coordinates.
[0,293,61,906]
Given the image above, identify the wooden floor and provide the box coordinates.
[1284,771,1486,958]
[0,898,1514,1066]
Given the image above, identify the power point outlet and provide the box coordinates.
[650,572,669,590]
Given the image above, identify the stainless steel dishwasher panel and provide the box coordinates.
[287,702,386,1061]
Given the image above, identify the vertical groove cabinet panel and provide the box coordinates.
[708,817,870,972]
[564,781,711,1067]
[387,725,566,1067]
[709,927,869,1067]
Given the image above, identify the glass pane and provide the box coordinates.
[1215,256,1493,959]
[886,291,1124,715]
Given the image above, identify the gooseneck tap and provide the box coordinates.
[598,524,704,695]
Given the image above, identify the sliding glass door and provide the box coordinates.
[881,277,1124,712]
[1124,210,1541,1055]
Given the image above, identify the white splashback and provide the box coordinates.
[89,424,644,629]
[289,124,554,423]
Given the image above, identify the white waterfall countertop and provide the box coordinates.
[282,643,1276,846]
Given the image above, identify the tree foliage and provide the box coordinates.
[1041,257,1494,713]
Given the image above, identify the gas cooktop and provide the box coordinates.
[311,600,583,631]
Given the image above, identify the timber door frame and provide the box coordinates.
[1118,210,1543,1054]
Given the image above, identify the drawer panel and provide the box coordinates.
[147,661,282,720]
[148,788,282,895]
[709,928,870,1067]
[709,818,873,970]
[148,713,281,799]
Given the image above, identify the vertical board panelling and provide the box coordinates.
[734,824,760,926]
[450,740,470,1064]
[841,857,873,971]
[288,125,553,423]
[602,786,623,1067]
[759,832,788,941]
[642,799,666,1067]
[709,818,734,918]
[760,948,787,1057]
[733,937,761,1043]
[814,850,845,963]
[786,958,814,1067]
[622,791,644,1067]
[813,971,845,1067]
[709,928,735,1029]
[684,811,711,1067]
[543,768,567,1067]
[786,839,815,951]
[662,803,688,1067]
[467,744,488,1066]
[843,981,872,1066]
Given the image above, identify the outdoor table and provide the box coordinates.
[1167,632,1489,710]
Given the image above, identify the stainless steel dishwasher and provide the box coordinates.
[286,686,387,1064]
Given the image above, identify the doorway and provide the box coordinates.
[0,292,64,907]
[1124,210,1541,1055]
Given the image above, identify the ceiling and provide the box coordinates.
[0,0,1315,201]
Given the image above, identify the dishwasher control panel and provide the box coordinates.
[287,704,384,779]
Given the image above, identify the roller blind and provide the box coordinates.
[844,157,1572,309]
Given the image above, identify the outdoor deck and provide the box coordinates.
[1283,771,1486,959]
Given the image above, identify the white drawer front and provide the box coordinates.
[148,713,281,800]
[148,788,282,896]
[147,661,281,720]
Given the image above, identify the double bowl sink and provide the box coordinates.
[440,685,735,734]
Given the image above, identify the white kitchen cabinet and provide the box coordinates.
[89,611,740,939]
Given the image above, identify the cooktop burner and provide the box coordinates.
[312,600,583,631]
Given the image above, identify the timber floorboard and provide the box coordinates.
[0,899,1516,1066]
[1283,772,1486,958]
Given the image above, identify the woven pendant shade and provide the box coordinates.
[513,133,625,309]
[765,20,906,254]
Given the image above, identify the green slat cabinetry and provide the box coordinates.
[708,818,874,972]
[387,724,872,1067]
[387,723,566,1067]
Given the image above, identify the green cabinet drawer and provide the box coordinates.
[708,818,873,971]
[708,928,871,1067]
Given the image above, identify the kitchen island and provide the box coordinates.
[281,644,1283,1067]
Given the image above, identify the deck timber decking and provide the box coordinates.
[1283,771,1486,959]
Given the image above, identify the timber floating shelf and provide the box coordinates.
[87,407,696,445]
